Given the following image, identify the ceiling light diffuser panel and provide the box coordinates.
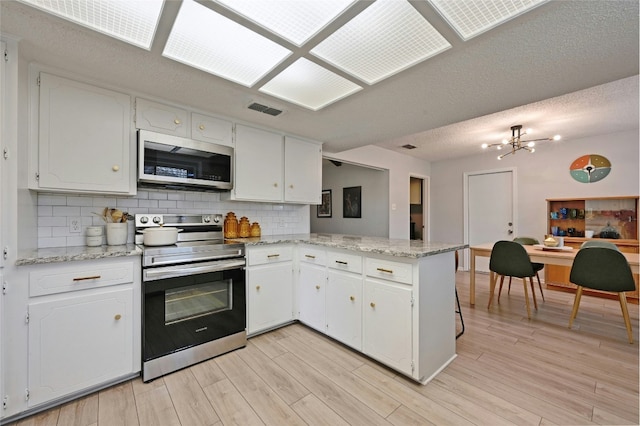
[213,0,357,47]
[311,0,451,85]
[17,0,164,49]
[428,0,549,41]
[259,58,362,111]
[163,0,292,87]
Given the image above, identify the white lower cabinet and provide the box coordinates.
[298,263,326,332]
[23,257,141,408]
[362,278,413,376]
[28,288,134,406]
[326,270,362,350]
[246,245,294,335]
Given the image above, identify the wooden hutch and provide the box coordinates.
[546,196,639,301]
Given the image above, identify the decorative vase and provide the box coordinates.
[250,222,261,237]
[224,212,238,238]
[106,222,128,246]
[239,216,250,238]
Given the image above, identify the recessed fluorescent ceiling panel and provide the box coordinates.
[16,0,164,49]
[311,0,451,85]
[428,0,549,41]
[213,0,357,47]
[259,58,362,111]
[163,0,292,87]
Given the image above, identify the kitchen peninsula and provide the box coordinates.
[230,233,466,385]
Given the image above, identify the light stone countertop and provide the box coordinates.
[227,233,467,259]
[16,234,467,266]
[16,244,142,266]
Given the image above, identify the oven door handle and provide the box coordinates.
[143,259,246,281]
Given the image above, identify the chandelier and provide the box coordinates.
[482,125,561,160]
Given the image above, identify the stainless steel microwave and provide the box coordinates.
[138,130,233,190]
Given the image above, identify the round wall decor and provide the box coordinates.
[569,154,611,183]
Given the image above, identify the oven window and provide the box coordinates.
[165,279,232,325]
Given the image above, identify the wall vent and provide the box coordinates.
[248,102,283,116]
[402,144,417,149]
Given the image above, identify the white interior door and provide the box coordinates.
[465,170,515,272]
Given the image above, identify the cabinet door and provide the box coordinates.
[38,73,131,193]
[284,136,322,204]
[363,279,413,375]
[298,263,326,332]
[135,98,188,137]
[234,125,283,201]
[28,288,134,406]
[191,113,233,147]
[326,271,362,350]
[247,262,293,334]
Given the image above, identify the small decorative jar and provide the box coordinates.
[250,222,261,237]
[238,216,250,238]
[224,212,238,239]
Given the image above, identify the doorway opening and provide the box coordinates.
[410,176,426,240]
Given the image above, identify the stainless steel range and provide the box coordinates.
[136,213,246,382]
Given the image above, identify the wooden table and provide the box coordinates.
[469,242,640,305]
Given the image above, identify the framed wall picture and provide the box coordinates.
[343,186,361,218]
[317,189,332,217]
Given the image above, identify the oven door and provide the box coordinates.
[142,260,245,362]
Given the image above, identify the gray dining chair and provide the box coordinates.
[488,240,538,319]
[568,246,635,343]
[502,237,545,302]
[580,240,620,250]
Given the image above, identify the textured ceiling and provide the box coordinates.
[1,0,638,162]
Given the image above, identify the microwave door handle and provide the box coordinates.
[144,259,245,281]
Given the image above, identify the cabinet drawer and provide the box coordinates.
[366,258,413,285]
[247,245,293,266]
[299,246,326,266]
[29,260,135,297]
[327,251,362,274]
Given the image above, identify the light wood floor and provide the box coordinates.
[9,271,639,426]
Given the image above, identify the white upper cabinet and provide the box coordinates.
[135,98,188,137]
[284,136,322,204]
[230,125,322,204]
[233,124,284,202]
[34,72,134,195]
[191,113,233,147]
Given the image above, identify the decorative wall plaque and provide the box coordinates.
[569,154,611,183]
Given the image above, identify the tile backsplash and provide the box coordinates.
[37,189,310,248]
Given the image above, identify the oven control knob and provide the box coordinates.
[153,216,161,224]
[203,216,211,223]
[140,216,148,224]
[212,216,220,223]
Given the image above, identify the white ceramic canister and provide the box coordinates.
[86,235,103,247]
[86,226,103,237]
[106,222,128,245]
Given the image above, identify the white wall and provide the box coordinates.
[310,161,389,237]
[325,145,431,239]
[430,129,640,246]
